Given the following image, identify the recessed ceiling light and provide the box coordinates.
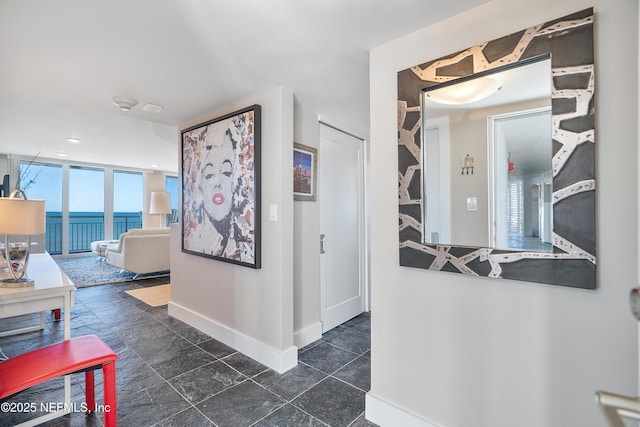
[143,103,163,113]
[56,152,68,157]
[112,96,138,111]
[151,164,159,168]
[66,137,82,144]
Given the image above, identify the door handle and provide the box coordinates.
[320,234,326,254]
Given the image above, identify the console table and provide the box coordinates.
[0,253,75,339]
[0,252,76,426]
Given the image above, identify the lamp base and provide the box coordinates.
[1,277,34,288]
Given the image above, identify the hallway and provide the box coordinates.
[0,278,374,426]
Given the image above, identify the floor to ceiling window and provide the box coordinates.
[113,170,143,238]
[69,166,105,253]
[18,162,63,254]
[165,175,179,223]
[17,158,154,256]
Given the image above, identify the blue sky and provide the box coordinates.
[21,164,143,212]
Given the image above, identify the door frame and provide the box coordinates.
[318,122,369,332]
[421,116,452,245]
[487,106,551,248]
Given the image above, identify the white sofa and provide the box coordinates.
[106,227,170,277]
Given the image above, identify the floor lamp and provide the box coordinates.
[149,191,171,228]
[0,190,46,287]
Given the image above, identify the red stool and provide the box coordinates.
[0,335,118,426]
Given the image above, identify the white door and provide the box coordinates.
[319,124,365,333]
[423,117,451,245]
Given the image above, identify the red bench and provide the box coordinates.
[0,335,118,426]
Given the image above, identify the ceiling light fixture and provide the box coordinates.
[426,77,501,105]
[66,137,82,144]
[56,152,68,157]
[143,103,163,113]
[112,96,138,111]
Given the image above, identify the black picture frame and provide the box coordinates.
[181,104,261,269]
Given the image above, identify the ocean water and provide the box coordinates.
[45,211,142,255]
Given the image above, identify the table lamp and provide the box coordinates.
[0,189,46,287]
[149,191,171,227]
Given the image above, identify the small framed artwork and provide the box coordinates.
[293,143,317,201]
[181,104,261,269]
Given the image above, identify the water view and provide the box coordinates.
[45,211,142,255]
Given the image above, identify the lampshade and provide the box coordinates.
[149,192,171,215]
[426,76,501,105]
[0,198,46,235]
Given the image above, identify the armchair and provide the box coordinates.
[106,227,170,278]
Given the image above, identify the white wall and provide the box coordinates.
[293,99,323,347]
[368,1,638,426]
[169,86,297,373]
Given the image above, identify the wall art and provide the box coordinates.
[182,105,261,268]
[293,142,317,201]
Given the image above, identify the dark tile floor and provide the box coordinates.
[0,277,375,427]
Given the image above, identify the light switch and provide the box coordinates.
[467,197,478,212]
[269,204,278,221]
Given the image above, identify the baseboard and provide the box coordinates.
[168,301,298,374]
[294,321,323,348]
[366,392,441,427]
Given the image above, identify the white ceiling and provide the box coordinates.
[0,0,487,173]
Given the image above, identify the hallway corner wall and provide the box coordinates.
[169,86,296,373]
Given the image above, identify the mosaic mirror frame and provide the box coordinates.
[397,8,596,288]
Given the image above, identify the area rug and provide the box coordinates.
[54,256,169,288]
[125,284,171,307]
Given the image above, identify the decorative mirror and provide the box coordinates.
[397,8,596,288]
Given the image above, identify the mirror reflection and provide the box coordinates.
[421,57,552,251]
